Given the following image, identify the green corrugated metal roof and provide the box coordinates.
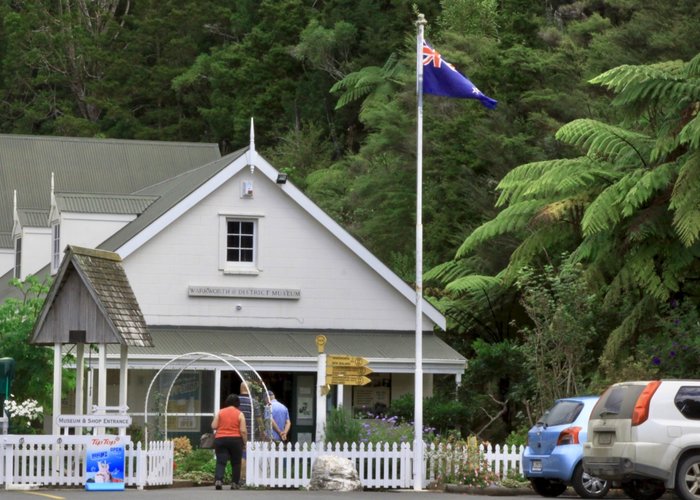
[108,327,465,362]
[99,149,246,252]
[0,134,221,244]
[0,233,11,248]
[55,193,158,215]
[17,209,49,228]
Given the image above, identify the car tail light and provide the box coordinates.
[557,426,581,445]
[632,380,661,426]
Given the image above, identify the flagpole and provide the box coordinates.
[414,12,426,492]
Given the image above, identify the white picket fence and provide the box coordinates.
[0,435,173,489]
[246,441,524,489]
[1,435,522,490]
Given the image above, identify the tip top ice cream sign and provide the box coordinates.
[85,436,126,491]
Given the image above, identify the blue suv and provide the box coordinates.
[523,396,610,498]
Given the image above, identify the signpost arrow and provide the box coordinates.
[325,374,371,386]
[326,355,369,367]
[326,365,373,376]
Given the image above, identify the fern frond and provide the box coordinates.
[600,295,655,368]
[523,160,614,201]
[495,160,557,206]
[650,134,681,163]
[612,79,700,107]
[628,247,669,301]
[570,231,613,263]
[670,151,700,246]
[686,52,700,77]
[506,222,578,273]
[496,158,613,207]
[331,66,384,109]
[556,119,653,166]
[456,200,544,258]
[621,162,677,217]
[424,258,475,284]
[590,60,685,93]
[581,170,644,236]
[679,113,700,149]
[445,274,502,297]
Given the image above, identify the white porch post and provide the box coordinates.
[52,342,62,435]
[97,344,107,434]
[214,368,221,413]
[72,343,85,436]
[119,345,128,436]
[75,344,84,415]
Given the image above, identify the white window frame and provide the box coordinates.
[51,222,61,273]
[14,236,21,279]
[218,213,264,275]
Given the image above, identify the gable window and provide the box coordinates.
[14,237,21,279]
[51,223,61,272]
[227,220,255,263]
[219,214,262,274]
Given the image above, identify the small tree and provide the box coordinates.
[516,260,604,416]
[0,276,74,413]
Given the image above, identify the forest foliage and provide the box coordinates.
[1,0,700,441]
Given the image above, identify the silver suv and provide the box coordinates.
[583,380,700,500]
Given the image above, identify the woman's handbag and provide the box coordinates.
[200,432,215,449]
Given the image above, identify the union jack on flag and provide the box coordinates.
[422,40,497,109]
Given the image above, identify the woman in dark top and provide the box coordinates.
[211,394,248,490]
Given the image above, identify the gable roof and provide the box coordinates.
[31,245,152,347]
[0,134,221,245]
[17,209,49,228]
[55,192,159,215]
[99,148,447,329]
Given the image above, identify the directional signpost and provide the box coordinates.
[326,355,372,386]
[315,335,374,442]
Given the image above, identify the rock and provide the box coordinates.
[309,454,363,491]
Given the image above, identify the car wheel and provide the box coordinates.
[530,478,568,497]
[621,479,666,500]
[572,463,610,499]
[676,453,700,500]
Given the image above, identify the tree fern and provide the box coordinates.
[556,119,653,166]
[670,151,700,245]
[679,114,700,150]
[600,295,655,373]
[444,53,700,374]
[589,60,685,95]
[621,161,677,217]
[581,170,644,236]
[456,199,545,258]
[445,274,502,296]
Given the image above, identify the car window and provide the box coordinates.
[675,386,700,420]
[591,384,646,419]
[540,401,583,426]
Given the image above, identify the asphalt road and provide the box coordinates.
[0,486,590,500]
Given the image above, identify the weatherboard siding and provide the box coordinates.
[60,212,136,254]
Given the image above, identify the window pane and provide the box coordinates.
[676,387,700,420]
[225,218,256,264]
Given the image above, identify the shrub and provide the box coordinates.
[172,436,192,460]
[325,407,362,445]
[427,435,498,487]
